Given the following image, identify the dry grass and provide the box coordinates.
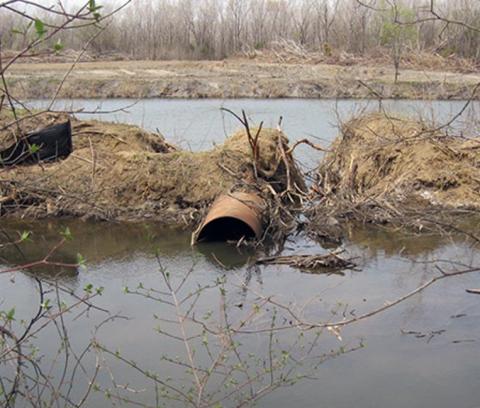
[306,113,480,241]
[0,112,301,230]
[242,45,480,74]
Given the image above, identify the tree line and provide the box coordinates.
[0,0,479,61]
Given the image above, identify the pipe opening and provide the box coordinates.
[197,216,257,243]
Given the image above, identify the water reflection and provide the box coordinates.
[2,218,478,278]
[2,97,479,407]
[0,220,188,273]
[346,224,449,258]
[196,241,254,269]
[345,217,480,259]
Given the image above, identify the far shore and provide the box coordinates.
[7,59,480,100]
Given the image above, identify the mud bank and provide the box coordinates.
[0,112,301,228]
[6,60,480,100]
[308,113,480,237]
[3,110,480,244]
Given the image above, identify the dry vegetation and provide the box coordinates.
[0,111,302,233]
[3,109,480,245]
[3,2,480,408]
[2,0,480,235]
[306,113,480,241]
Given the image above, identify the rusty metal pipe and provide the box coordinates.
[193,192,265,243]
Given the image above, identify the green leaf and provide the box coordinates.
[20,231,31,242]
[61,226,73,240]
[84,283,93,294]
[28,143,40,154]
[41,299,51,310]
[6,308,15,321]
[34,19,47,38]
[76,253,86,267]
[53,39,64,53]
[89,0,103,11]
[89,0,103,21]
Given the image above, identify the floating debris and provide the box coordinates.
[256,251,356,272]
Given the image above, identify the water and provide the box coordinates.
[1,219,479,407]
[2,99,480,407]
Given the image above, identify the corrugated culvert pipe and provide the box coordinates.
[193,192,265,243]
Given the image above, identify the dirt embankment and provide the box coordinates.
[3,109,480,245]
[0,112,301,227]
[6,59,480,100]
[307,113,480,240]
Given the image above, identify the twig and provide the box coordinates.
[221,108,263,179]
[286,138,330,155]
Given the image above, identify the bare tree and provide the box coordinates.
[1,0,478,63]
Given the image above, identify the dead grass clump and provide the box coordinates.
[401,50,480,74]
[308,113,480,233]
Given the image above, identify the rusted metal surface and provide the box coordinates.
[194,192,265,243]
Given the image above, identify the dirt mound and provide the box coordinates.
[309,113,480,232]
[0,111,170,154]
[0,113,300,227]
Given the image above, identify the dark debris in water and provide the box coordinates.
[255,250,356,273]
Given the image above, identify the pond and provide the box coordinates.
[1,98,480,408]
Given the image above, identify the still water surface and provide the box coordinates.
[1,99,480,407]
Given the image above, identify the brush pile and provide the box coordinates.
[307,113,480,235]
